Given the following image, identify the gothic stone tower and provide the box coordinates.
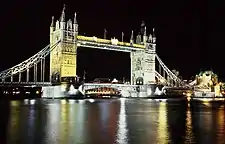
[131,25,156,85]
[50,5,78,84]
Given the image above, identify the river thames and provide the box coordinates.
[1,99,225,144]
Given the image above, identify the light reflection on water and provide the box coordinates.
[116,98,128,144]
[157,102,169,144]
[45,102,60,144]
[2,99,225,144]
[184,105,194,143]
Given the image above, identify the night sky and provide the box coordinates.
[1,0,225,81]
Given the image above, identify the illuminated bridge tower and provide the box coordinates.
[131,22,156,85]
[50,5,78,84]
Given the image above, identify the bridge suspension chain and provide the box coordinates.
[155,54,184,85]
[155,70,166,83]
[0,40,60,81]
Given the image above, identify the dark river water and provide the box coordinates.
[1,99,225,144]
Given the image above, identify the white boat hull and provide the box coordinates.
[194,91,215,97]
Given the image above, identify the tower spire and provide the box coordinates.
[51,16,54,27]
[130,30,134,44]
[152,28,156,44]
[73,12,78,35]
[60,4,66,22]
[144,26,147,36]
[122,32,124,42]
[148,33,152,43]
[74,12,77,24]
[143,26,147,44]
[104,28,107,39]
[140,21,145,35]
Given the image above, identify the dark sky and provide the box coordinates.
[1,0,225,81]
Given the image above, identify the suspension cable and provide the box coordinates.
[155,54,183,84]
[156,54,192,87]
[155,71,165,81]
[0,40,60,79]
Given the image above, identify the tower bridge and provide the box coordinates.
[0,5,190,98]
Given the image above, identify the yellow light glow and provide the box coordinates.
[93,36,97,42]
[187,96,191,102]
[61,100,67,104]
[59,103,69,143]
[186,93,192,97]
[8,102,20,141]
[77,35,145,48]
[185,108,194,143]
[157,102,168,143]
[10,100,20,106]
[201,98,213,102]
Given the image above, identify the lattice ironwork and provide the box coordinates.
[155,54,184,86]
[0,40,60,80]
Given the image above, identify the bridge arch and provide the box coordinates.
[51,71,60,83]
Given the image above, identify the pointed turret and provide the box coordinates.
[152,28,156,44]
[143,26,148,44]
[148,33,153,43]
[140,21,145,35]
[130,30,134,44]
[55,20,60,30]
[51,16,54,27]
[50,16,55,33]
[50,16,55,45]
[152,28,156,37]
[104,28,107,39]
[60,4,66,22]
[144,26,147,36]
[73,12,78,32]
[73,12,79,41]
[74,12,77,24]
[59,4,66,41]
[60,4,66,30]
[136,32,142,44]
[67,19,72,30]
